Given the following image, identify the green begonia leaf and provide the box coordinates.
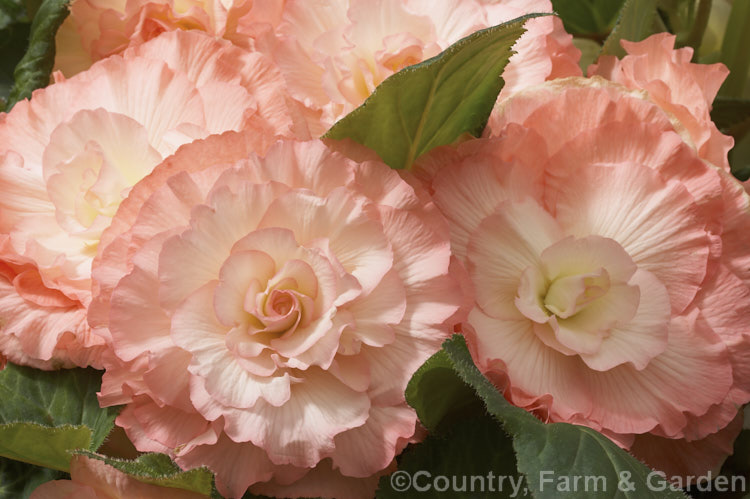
[324,14,544,170]
[601,0,657,57]
[4,0,69,111]
[405,336,689,498]
[75,450,214,496]
[0,364,119,471]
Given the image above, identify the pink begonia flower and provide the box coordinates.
[588,33,734,171]
[0,30,304,369]
[55,0,580,131]
[428,76,750,480]
[54,0,286,77]
[30,454,208,499]
[88,130,465,498]
[263,0,580,133]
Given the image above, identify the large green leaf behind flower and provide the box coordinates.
[324,14,545,170]
[3,0,69,111]
[0,364,119,471]
[396,336,689,499]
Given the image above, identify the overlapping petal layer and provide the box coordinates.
[266,0,580,132]
[54,0,286,76]
[589,33,734,171]
[0,30,301,369]
[432,75,750,479]
[91,134,464,498]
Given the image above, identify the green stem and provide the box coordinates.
[719,0,750,97]
[685,0,712,55]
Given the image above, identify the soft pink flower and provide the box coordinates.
[89,131,465,498]
[430,76,750,478]
[54,0,286,76]
[264,0,580,133]
[30,454,208,499]
[0,30,302,369]
[589,33,734,171]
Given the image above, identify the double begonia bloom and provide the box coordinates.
[0,30,300,369]
[430,76,750,479]
[266,0,580,133]
[30,455,208,499]
[589,33,734,171]
[55,0,580,132]
[54,0,285,76]
[88,132,464,498]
